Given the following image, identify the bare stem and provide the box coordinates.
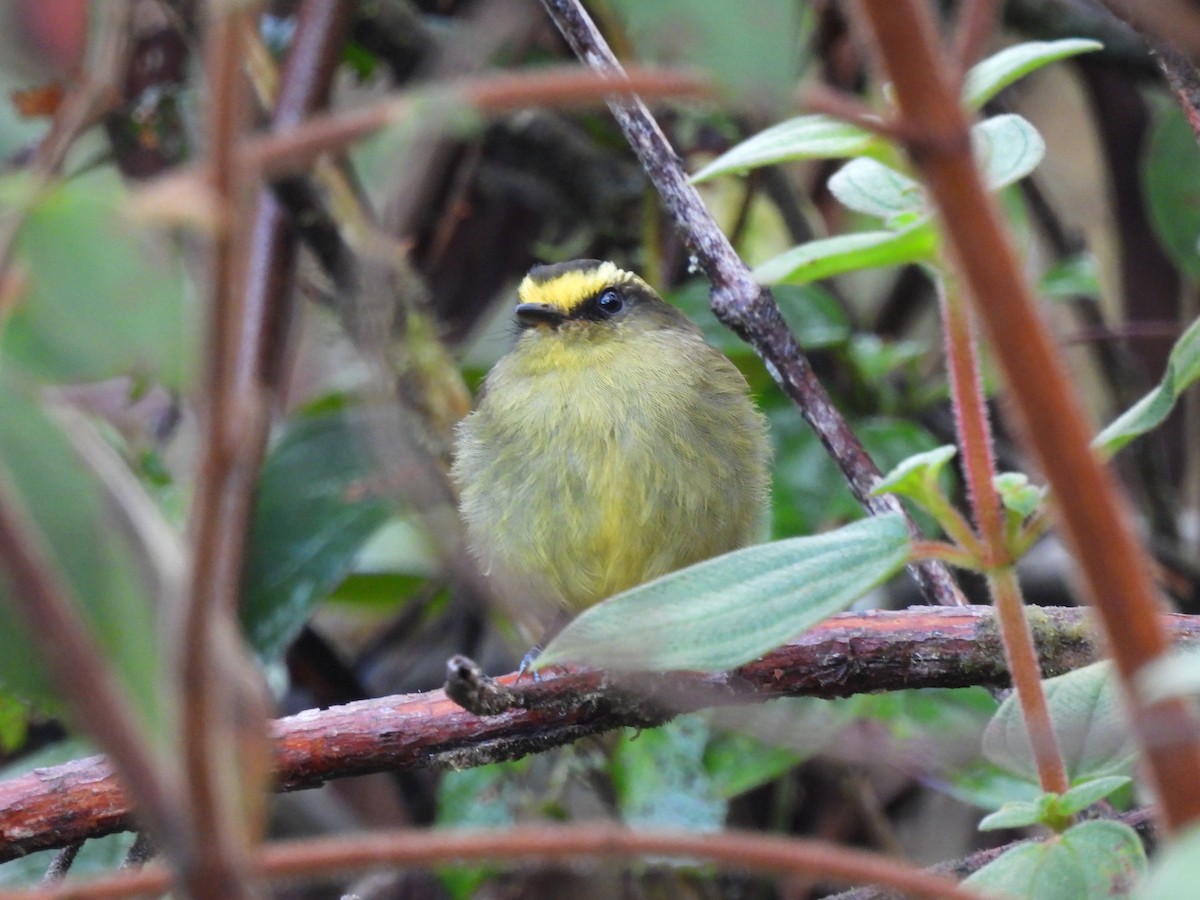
[989,567,1070,794]
[10,825,979,900]
[936,272,1006,562]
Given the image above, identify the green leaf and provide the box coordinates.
[1039,254,1101,300]
[612,716,727,831]
[0,375,162,726]
[966,820,1145,898]
[827,158,924,223]
[0,169,189,387]
[753,222,936,285]
[979,800,1043,831]
[1144,103,1200,281]
[702,724,804,798]
[536,513,911,672]
[963,39,1104,110]
[983,662,1135,784]
[690,115,879,183]
[240,407,391,660]
[1057,775,1132,816]
[0,691,28,753]
[1094,313,1200,454]
[872,445,957,501]
[973,114,1046,190]
[994,472,1044,518]
[609,0,801,110]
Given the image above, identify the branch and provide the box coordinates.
[4,605,1199,862]
[4,825,977,900]
[538,0,964,610]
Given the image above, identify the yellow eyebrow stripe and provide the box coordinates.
[517,261,648,314]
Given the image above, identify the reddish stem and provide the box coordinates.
[989,567,1071,795]
[937,272,1006,562]
[10,825,979,900]
[856,0,1200,831]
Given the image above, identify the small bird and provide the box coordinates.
[452,260,771,629]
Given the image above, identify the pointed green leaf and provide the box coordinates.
[1057,776,1132,816]
[995,472,1044,518]
[753,222,936,285]
[1094,313,1200,454]
[1144,104,1200,281]
[1039,253,1101,300]
[536,514,910,672]
[984,662,1135,784]
[973,114,1046,190]
[979,800,1042,831]
[828,157,924,222]
[240,407,392,660]
[963,39,1104,110]
[690,115,879,183]
[873,445,957,501]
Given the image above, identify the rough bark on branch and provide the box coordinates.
[2,605,1197,862]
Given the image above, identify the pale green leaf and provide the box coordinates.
[1094,314,1200,454]
[994,472,1044,518]
[983,662,1135,784]
[753,222,936,285]
[963,39,1104,110]
[827,157,924,222]
[1057,776,1132,816]
[690,115,878,183]
[536,514,910,672]
[967,820,1144,898]
[872,445,957,500]
[973,114,1046,190]
[979,800,1042,831]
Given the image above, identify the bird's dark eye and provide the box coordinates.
[596,288,624,316]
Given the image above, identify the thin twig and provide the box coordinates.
[855,0,1200,832]
[950,0,1001,77]
[178,4,258,896]
[40,842,82,884]
[0,471,186,862]
[539,0,964,608]
[4,605,1197,863]
[7,825,981,900]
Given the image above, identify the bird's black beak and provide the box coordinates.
[515,302,567,329]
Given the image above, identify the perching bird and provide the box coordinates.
[452,259,771,629]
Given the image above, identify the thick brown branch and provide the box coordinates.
[3,605,1198,863]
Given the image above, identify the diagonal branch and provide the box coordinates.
[538,0,964,609]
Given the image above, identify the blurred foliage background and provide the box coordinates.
[0,0,1198,896]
